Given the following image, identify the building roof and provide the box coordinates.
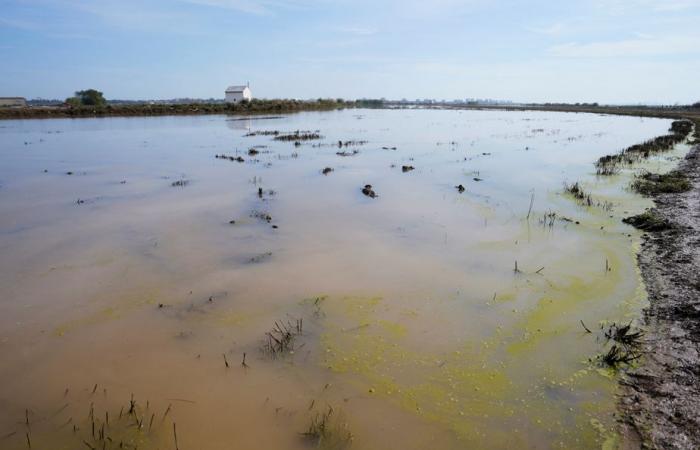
[226,86,248,93]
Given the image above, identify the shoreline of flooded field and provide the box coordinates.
[0,109,692,449]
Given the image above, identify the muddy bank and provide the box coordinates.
[619,144,700,449]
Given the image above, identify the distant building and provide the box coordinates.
[225,84,252,103]
[0,97,27,107]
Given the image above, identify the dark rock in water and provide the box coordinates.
[362,184,377,198]
[248,148,259,156]
[473,177,483,182]
[322,167,334,175]
[229,220,236,225]
[402,165,415,173]
[456,184,465,193]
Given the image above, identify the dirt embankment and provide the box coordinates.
[619,144,700,449]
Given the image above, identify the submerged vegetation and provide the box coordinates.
[262,319,303,357]
[563,182,613,210]
[215,153,245,162]
[600,344,641,367]
[597,322,644,368]
[273,131,322,142]
[605,322,644,347]
[595,120,693,175]
[301,406,353,450]
[4,389,178,450]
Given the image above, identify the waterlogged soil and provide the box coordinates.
[619,144,700,449]
[0,110,685,449]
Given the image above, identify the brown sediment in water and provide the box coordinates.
[0,109,691,450]
[618,144,700,449]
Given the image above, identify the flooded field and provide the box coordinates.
[0,109,690,449]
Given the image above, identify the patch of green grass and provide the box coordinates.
[631,170,691,196]
[622,210,673,231]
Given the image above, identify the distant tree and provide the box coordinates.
[65,96,81,107]
[693,101,700,109]
[66,89,106,106]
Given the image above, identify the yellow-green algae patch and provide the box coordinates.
[316,294,618,448]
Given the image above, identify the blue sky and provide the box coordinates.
[1,0,699,103]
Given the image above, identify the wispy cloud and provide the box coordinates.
[548,34,700,58]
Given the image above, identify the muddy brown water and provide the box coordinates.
[0,110,689,449]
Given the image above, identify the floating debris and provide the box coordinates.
[322,167,334,175]
[456,184,465,193]
[338,140,367,147]
[250,211,272,223]
[215,154,245,163]
[171,179,189,187]
[401,165,415,173]
[336,150,359,157]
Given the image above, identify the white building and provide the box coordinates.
[0,97,27,107]
[225,85,252,103]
